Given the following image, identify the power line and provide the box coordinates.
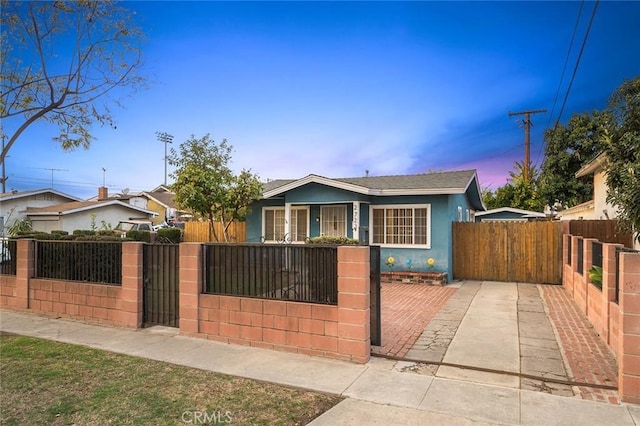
[546,1,585,131]
[553,0,599,129]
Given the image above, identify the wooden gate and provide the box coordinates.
[143,244,180,327]
[453,221,563,284]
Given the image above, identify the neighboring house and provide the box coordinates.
[141,185,186,225]
[475,207,546,222]
[557,153,617,220]
[246,170,485,281]
[86,186,149,210]
[24,199,157,233]
[0,188,82,235]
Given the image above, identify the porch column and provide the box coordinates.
[284,203,292,242]
[352,201,360,241]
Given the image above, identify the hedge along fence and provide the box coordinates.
[35,240,123,285]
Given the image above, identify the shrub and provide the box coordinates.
[157,227,181,244]
[305,236,361,245]
[50,230,69,236]
[96,230,117,237]
[126,230,151,243]
[73,230,96,236]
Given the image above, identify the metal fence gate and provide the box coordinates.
[370,245,381,346]
[143,244,180,327]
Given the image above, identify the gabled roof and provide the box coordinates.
[475,207,545,218]
[150,184,173,193]
[0,188,82,202]
[23,200,157,217]
[576,152,607,178]
[141,190,180,210]
[262,170,485,210]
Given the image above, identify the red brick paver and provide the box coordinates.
[540,285,621,404]
[371,283,456,358]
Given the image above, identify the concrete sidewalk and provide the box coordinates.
[1,308,638,425]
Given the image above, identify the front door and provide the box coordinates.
[320,205,347,238]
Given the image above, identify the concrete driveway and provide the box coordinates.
[372,281,620,404]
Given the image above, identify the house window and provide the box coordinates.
[320,205,347,238]
[263,207,308,242]
[371,204,430,247]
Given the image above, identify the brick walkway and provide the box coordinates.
[539,285,621,404]
[371,282,456,358]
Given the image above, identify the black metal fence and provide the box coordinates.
[203,244,338,305]
[143,244,179,327]
[35,241,122,285]
[0,239,17,275]
[370,245,381,346]
[577,238,584,275]
[592,241,603,268]
[567,237,572,266]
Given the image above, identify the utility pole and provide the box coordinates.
[157,132,174,186]
[508,109,547,182]
[1,135,6,193]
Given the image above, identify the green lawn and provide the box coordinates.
[0,334,341,425]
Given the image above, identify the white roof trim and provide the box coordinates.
[262,173,477,198]
[25,200,158,217]
[263,174,371,198]
[0,188,82,202]
[576,153,607,178]
[476,207,545,217]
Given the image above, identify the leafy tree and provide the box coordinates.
[0,1,146,163]
[538,110,610,208]
[482,161,544,212]
[601,77,640,241]
[168,134,262,242]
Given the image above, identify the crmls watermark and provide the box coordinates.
[181,410,233,424]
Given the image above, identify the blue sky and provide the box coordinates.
[4,1,640,199]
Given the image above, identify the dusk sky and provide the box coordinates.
[4,1,640,200]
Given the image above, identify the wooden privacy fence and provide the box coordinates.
[453,221,563,284]
[183,221,246,243]
[568,219,633,248]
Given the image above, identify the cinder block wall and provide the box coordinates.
[180,244,371,363]
[1,241,372,364]
[0,240,143,328]
[563,235,640,403]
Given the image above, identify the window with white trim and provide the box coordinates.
[371,204,430,247]
[320,205,347,237]
[263,207,308,242]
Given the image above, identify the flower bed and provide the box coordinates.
[381,271,448,286]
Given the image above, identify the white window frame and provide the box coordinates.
[262,206,309,243]
[320,205,348,238]
[369,204,431,249]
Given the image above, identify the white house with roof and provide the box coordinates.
[557,153,618,220]
[24,199,157,233]
[0,189,82,235]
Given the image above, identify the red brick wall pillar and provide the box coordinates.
[14,239,34,309]
[179,243,202,335]
[618,251,640,404]
[120,242,144,328]
[602,243,623,345]
[336,246,370,364]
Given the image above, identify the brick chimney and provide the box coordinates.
[98,186,108,200]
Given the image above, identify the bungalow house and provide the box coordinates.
[245,170,485,281]
[0,188,82,235]
[475,207,546,222]
[24,198,157,233]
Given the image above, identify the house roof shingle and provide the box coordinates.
[24,199,157,216]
